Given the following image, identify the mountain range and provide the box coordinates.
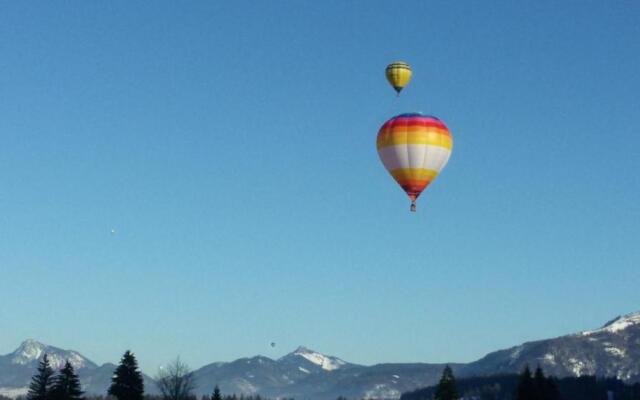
[1,311,638,399]
[0,340,156,399]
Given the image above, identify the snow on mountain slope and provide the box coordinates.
[0,340,157,398]
[2,312,640,400]
[582,311,640,335]
[462,311,640,382]
[0,387,29,398]
[291,346,346,371]
[10,339,45,365]
[7,339,95,370]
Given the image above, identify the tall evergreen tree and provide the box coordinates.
[211,386,222,400]
[533,366,546,400]
[532,365,562,400]
[516,365,536,400]
[108,351,145,400]
[51,361,84,400]
[27,354,55,400]
[434,365,459,400]
[545,377,561,400]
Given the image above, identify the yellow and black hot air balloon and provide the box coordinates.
[385,61,412,95]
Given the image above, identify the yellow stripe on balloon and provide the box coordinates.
[377,133,453,150]
[390,68,412,87]
[390,168,439,181]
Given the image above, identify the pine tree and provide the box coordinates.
[545,377,561,400]
[516,365,536,400]
[534,366,546,400]
[27,354,55,400]
[108,351,145,400]
[211,386,222,400]
[532,366,562,400]
[434,365,459,400]
[51,361,84,400]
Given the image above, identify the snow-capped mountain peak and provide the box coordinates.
[11,340,47,365]
[2,315,640,400]
[291,346,346,371]
[8,339,94,370]
[582,311,640,336]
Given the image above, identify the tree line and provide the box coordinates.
[403,365,640,400]
[23,352,640,400]
[22,351,288,400]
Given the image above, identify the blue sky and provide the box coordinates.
[1,1,639,373]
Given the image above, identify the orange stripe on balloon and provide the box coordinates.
[394,179,432,190]
[379,126,451,138]
[399,181,433,201]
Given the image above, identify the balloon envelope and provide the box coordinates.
[376,113,452,208]
[385,61,412,94]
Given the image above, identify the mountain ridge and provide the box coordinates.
[1,311,639,399]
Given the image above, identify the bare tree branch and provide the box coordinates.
[155,357,196,400]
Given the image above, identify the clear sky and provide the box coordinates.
[1,1,639,374]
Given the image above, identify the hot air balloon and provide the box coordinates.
[377,113,452,212]
[385,61,412,95]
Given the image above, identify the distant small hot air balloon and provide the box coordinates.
[385,61,412,95]
[270,342,276,348]
[377,113,453,211]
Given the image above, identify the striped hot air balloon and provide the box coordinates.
[385,61,412,95]
[377,113,453,212]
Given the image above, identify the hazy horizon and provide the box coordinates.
[3,310,638,374]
